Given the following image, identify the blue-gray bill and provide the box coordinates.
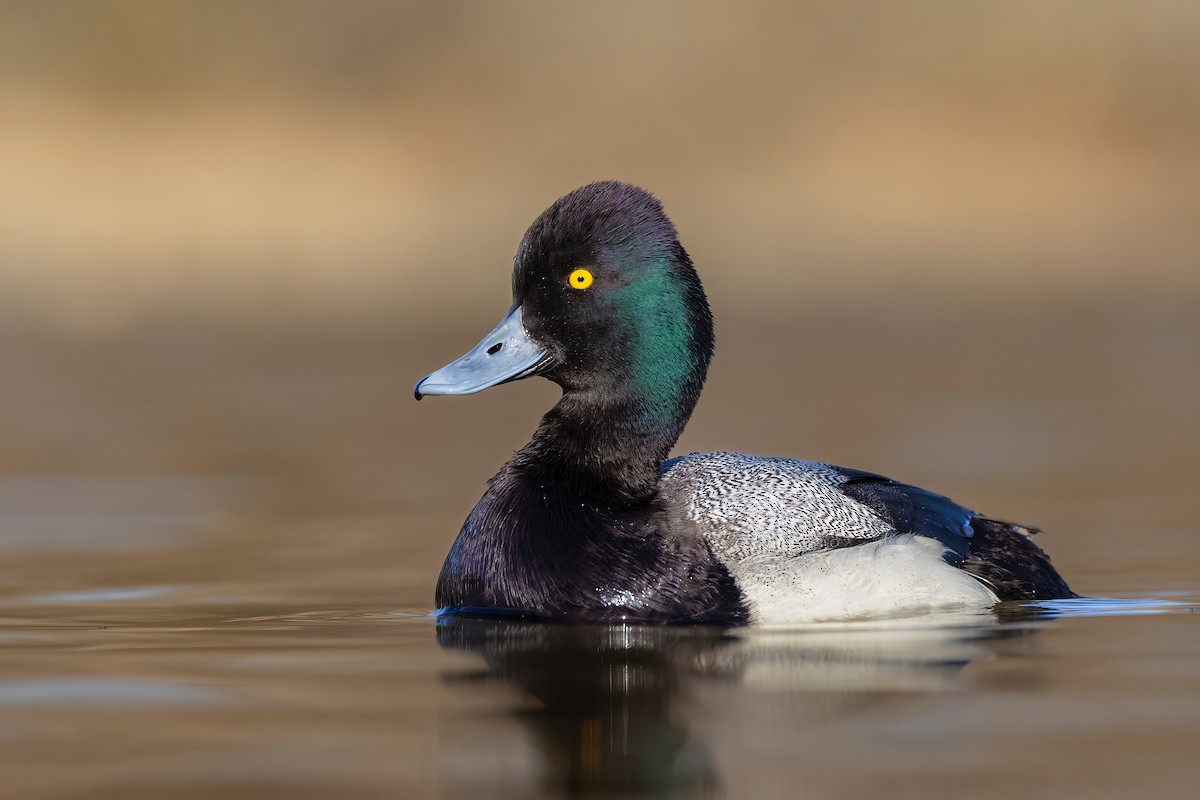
[414,306,551,399]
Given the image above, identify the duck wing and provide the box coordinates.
[659,452,974,565]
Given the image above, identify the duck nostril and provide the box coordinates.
[487,342,503,355]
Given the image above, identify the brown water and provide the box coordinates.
[1,301,1198,799]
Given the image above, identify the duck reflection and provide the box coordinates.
[437,611,1043,798]
[438,619,726,796]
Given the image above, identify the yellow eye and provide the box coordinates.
[568,268,594,290]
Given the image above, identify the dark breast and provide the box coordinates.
[435,473,748,624]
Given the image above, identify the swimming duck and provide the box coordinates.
[415,181,1073,624]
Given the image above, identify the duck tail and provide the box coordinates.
[962,517,1076,601]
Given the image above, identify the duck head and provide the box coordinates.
[415,181,714,436]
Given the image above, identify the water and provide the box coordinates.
[1,305,1198,798]
[1,594,1195,799]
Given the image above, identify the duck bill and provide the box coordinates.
[414,306,551,399]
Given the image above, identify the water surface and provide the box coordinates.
[1,308,1197,798]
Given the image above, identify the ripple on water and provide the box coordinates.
[17,586,183,605]
[1024,596,1198,617]
[0,679,229,707]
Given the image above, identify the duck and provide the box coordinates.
[415,181,1073,624]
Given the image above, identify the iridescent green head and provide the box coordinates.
[416,181,713,429]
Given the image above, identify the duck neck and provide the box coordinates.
[510,384,697,508]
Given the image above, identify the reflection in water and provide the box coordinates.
[437,612,1042,798]
[439,620,725,796]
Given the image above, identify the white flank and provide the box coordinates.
[726,535,998,625]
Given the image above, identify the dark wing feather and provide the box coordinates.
[833,466,975,562]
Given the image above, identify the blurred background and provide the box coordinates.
[1,0,1198,599]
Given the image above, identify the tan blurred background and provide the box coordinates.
[4,1,1200,324]
[1,1,1198,597]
